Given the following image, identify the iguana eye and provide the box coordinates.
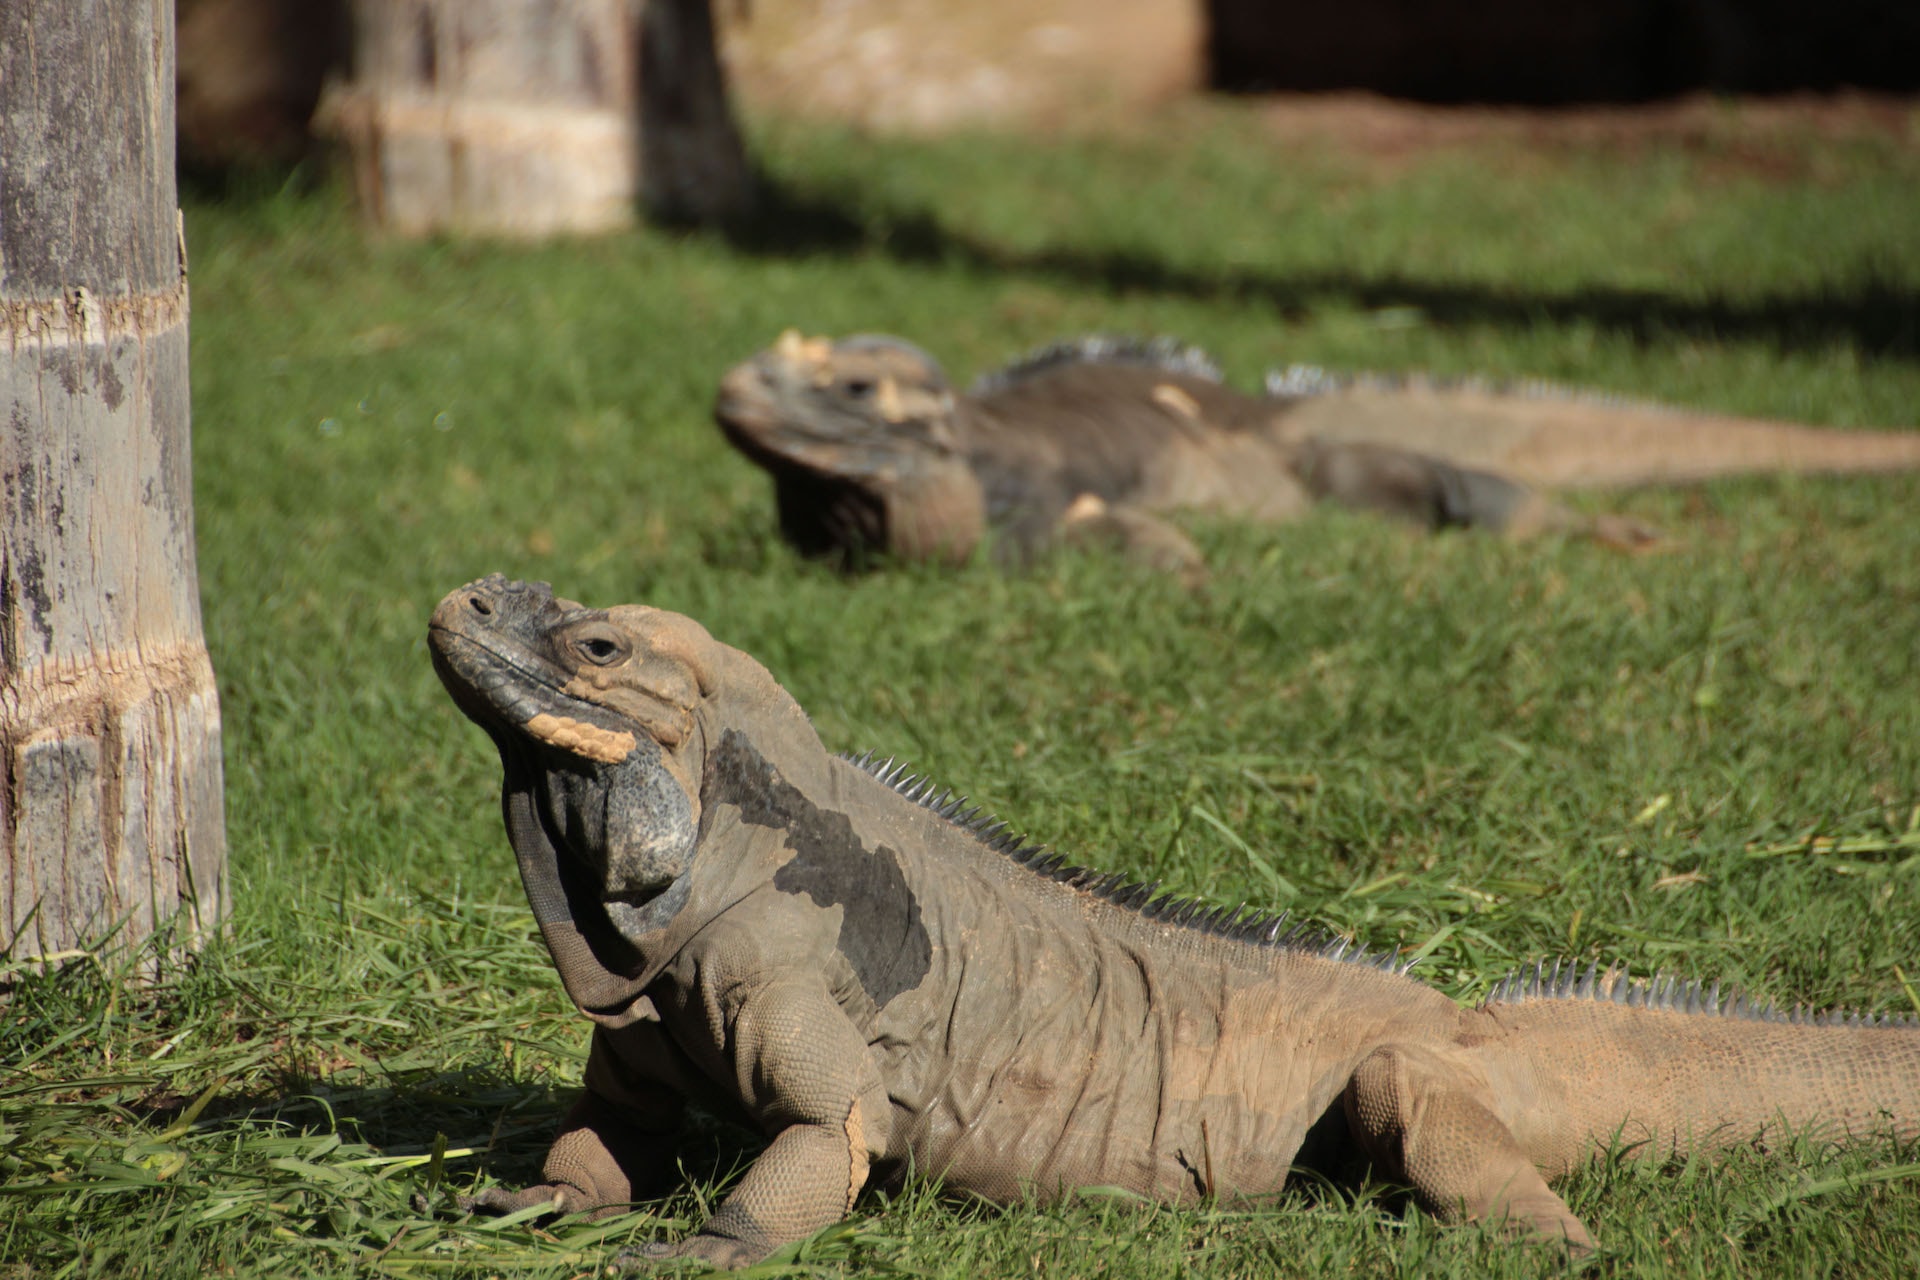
[842,379,874,398]
[568,625,630,667]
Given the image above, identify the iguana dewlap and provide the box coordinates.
[714,331,1920,573]
[429,575,1920,1267]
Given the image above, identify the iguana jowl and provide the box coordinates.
[429,574,1920,1267]
[715,331,1920,574]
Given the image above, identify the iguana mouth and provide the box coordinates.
[429,580,638,763]
[715,356,914,480]
[712,363,780,438]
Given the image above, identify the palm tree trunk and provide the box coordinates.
[1,0,228,970]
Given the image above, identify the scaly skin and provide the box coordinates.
[428,575,1920,1266]
[714,331,1920,574]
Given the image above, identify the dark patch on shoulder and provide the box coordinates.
[706,730,932,1007]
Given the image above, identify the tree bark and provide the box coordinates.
[1,0,228,969]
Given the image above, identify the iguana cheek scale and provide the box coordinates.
[522,712,635,763]
[429,574,1920,1269]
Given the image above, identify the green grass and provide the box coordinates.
[6,100,1920,1277]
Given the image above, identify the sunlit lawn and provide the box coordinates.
[5,99,1919,1277]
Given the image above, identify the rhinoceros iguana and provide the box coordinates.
[426,573,1920,1268]
[714,331,1920,576]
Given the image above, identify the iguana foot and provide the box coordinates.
[413,1180,629,1222]
[1586,513,1662,551]
[1483,1185,1599,1258]
[463,1182,608,1218]
[417,1091,673,1224]
[1059,494,1209,585]
[612,1235,761,1270]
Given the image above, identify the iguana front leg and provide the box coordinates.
[623,978,890,1269]
[1344,1043,1595,1253]
[464,1021,689,1218]
[466,1090,679,1218]
[1059,493,1209,584]
[621,1112,872,1268]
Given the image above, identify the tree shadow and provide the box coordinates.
[174,143,1919,363]
[722,172,1920,361]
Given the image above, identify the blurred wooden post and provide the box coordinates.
[319,0,752,236]
[1,1,229,969]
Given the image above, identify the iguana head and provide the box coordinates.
[715,331,985,564]
[716,329,961,473]
[430,575,723,1015]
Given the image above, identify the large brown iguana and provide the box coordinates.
[715,330,1920,574]
[428,573,1920,1268]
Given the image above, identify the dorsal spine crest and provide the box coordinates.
[1264,363,1665,414]
[1482,957,1918,1027]
[839,749,1412,972]
[844,748,1920,1020]
[970,335,1225,396]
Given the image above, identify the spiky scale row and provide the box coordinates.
[950,331,1660,412]
[1483,958,1920,1028]
[965,334,1660,410]
[969,335,1226,396]
[1263,363,1657,413]
[838,748,1417,975]
[841,755,1920,1017]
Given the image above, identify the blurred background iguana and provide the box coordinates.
[716,330,1920,578]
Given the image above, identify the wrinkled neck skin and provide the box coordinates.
[550,643,840,1017]
[880,458,987,565]
[444,684,704,1027]
[503,722,697,945]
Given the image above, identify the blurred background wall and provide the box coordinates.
[1208,0,1920,103]
[174,0,1920,182]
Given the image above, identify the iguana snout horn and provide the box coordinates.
[430,575,717,757]
[429,575,600,743]
[431,575,708,967]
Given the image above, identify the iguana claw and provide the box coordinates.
[410,1184,574,1219]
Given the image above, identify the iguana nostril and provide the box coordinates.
[468,594,493,616]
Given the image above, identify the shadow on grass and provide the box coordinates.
[722,174,1920,360]
[178,154,1920,361]
[122,1070,556,1183]
[126,1069,1396,1223]
[130,1069,763,1197]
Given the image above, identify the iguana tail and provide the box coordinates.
[1344,968,1920,1252]
[1266,370,1920,491]
[1482,967,1920,1164]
